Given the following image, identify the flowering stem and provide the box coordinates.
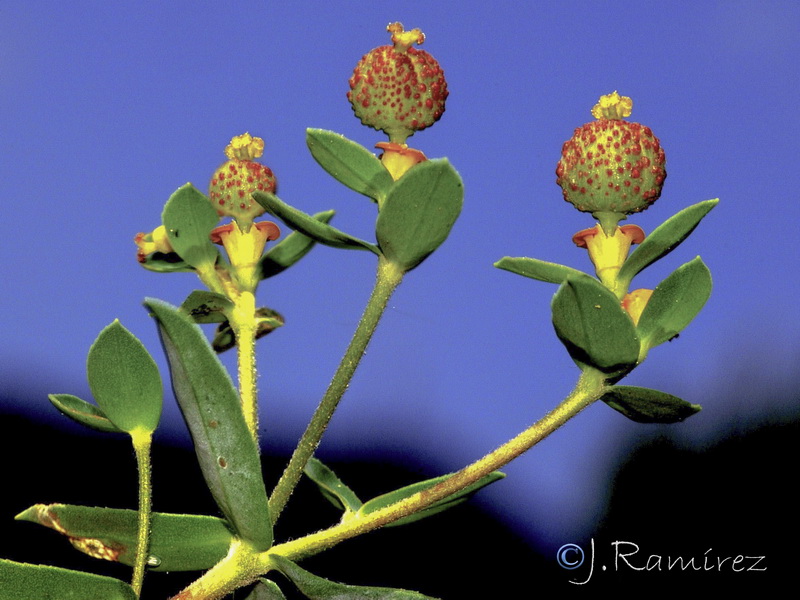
[172,368,608,600]
[230,290,260,442]
[130,429,154,598]
[268,256,405,523]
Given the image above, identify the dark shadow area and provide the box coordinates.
[1,398,796,598]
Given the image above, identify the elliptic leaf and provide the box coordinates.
[602,386,702,423]
[358,471,505,528]
[306,129,394,202]
[48,394,123,433]
[375,159,463,272]
[551,276,640,375]
[145,298,272,551]
[0,559,137,600]
[637,257,712,349]
[181,290,234,324]
[494,256,587,284]
[253,192,380,254]
[271,555,440,600]
[138,251,193,273]
[248,580,288,600]
[260,210,336,279]
[618,198,718,287]
[86,320,163,434]
[161,183,220,269]
[303,458,362,514]
[15,504,233,572]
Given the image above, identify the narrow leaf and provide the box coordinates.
[551,276,640,375]
[272,555,440,600]
[637,257,712,349]
[618,199,718,287]
[602,386,702,423]
[358,472,505,528]
[0,559,137,600]
[181,290,234,324]
[260,210,335,279]
[86,320,163,434]
[48,394,123,433]
[145,298,272,550]
[306,129,394,202]
[494,256,587,284]
[253,192,380,255]
[375,159,463,272]
[303,458,362,514]
[15,504,233,572]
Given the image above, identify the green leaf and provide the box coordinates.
[145,298,273,550]
[303,458,362,514]
[618,199,718,288]
[260,210,335,279]
[551,276,640,375]
[138,251,194,273]
[161,183,220,268]
[248,580,288,600]
[15,504,233,572]
[253,192,380,255]
[375,159,463,272]
[0,559,137,600]
[48,394,123,433]
[271,555,440,600]
[86,320,162,434]
[602,386,702,423]
[637,257,712,349]
[494,256,587,284]
[181,290,234,324]
[306,129,394,202]
[212,307,284,353]
[358,471,505,528]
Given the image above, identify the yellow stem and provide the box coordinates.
[231,290,259,442]
[130,429,154,597]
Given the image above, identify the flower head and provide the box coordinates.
[348,23,448,144]
[209,133,276,232]
[556,93,666,233]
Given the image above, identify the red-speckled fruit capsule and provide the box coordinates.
[348,22,448,144]
[209,133,276,231]
[556,93,666,230]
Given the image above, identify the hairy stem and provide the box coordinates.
[130,429,154,597]
[231,290,259,442]
[268,256,405,523]
[173,369,608,600]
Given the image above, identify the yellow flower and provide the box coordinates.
[591,91,633,120]
[375,142,427,180]
[572,224,645,289]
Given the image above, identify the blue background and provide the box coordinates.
[2,0,798,580]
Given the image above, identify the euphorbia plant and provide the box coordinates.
[2,24,716,600]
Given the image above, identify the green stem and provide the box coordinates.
[231,290,260,442]
[268,256,405,523]
[267,367,608,560]
[173,369,608,600]
[130,429,154,598]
